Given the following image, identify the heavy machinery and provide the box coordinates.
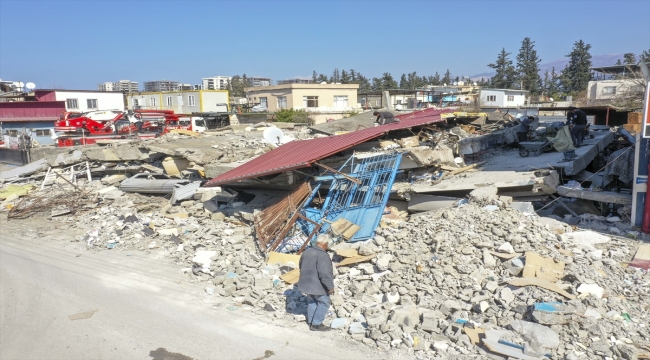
[53,109,207,146]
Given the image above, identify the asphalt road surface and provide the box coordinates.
[0,236,374,360]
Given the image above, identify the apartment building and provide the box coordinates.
[202,76,231,90]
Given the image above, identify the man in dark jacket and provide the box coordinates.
[373,111,399,125]
[297,234,334,331]
[516,116,533,143]
[567,106,588,147]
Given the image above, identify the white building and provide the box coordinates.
[34,89,125,112]
[202,76,231,90]
[479,89,528,107]
[98,80,139,92]
[126,90,229,113]
[587,79,644,101]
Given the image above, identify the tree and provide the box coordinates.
[442,69,452,85]
[429,72,441,85]
[228,75,246,97]
[488,48,517,89]
[560,40,592,94]
[340,69,350,84]
[312,71,317,83]
[316,73,328,83]
[330,68,341,83]
[542,67,560,99]
[516,37,543,95]
[624,53,636,65]
[615,59,622,65]
[640,50,650,65]
[381,72,398,89]
[399,74,409,89]
[242,73,250,87]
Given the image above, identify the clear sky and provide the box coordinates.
[1,0,649,89]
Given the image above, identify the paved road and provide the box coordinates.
[0,237,373,360]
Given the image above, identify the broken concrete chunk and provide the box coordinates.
[193,250,217,273]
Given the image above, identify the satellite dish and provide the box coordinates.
[263,127,294,147]
[473,82,477,86]
[443,83,447,86]
[453,82,458,85]
[263,127,285,147]
[25,82,36,90]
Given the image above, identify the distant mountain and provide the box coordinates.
[470,54,624,80]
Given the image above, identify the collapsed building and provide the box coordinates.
[1,107,648,359]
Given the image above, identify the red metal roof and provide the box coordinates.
[0,101,66,120]
[205,108,451,187]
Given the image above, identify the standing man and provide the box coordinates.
[297,234,335,331]
[516,116,533,143]
[373,111,399,125]
[567,106,587,147]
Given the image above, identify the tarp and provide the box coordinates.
[205,108,449,187]
[552,126,576,152]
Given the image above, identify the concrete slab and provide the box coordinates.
[0,158,48,179]
[480,131,614,175]
[556,186,632,205]
[409,170,558,196]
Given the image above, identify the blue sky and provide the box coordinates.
[1,0,649,89]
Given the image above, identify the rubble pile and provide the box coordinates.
[48,183,649,359]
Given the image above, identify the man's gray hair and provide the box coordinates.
[315,234,331,246]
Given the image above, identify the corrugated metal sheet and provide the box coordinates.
[0,101,66,120]
[205,108,450,187]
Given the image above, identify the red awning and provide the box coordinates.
[205,108,450,187]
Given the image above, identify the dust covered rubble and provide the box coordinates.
[55,185,649,359]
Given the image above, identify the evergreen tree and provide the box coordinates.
[624,53,636,65]
[382,73,398,89]
[545,67,560,99]
[242,74,250,87]
[356,74,371,93]
[560,40,592,93]
[317,74,328,83]
[431,72,441,85]
[516,37,542,95]
[641,50,650,65]
[442,69,452,85]
[312,70,317,83]
[340,69,350,84]
[349,69,357,82]
[400,74,408,89]
[330,68,341,83]
[228,75,245,97]
[615,59,622,65]
[488,48,517,89]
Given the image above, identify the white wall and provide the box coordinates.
[126,91,229,113]
[201,91,229,112]
[480,89,527,107]
[587,79,643,100]
[54,91,124,112]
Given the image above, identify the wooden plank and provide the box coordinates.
[267,252,301,265]
[629,244,650,270]
[557,186,632,205]
[337,254,375,266]
[522,252,565,282]
[280,268,300,284]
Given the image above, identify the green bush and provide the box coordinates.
[274,108,312,124]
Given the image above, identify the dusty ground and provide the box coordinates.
[0,215,387,360]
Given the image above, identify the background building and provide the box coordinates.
[244,83,359,123]
[277,78,313,85]
[126,90,229,114]
[98,80,139,92]
[248,77,272,87]
[587,65,645,103]
[479,89,528,107]
[202,76,231,90]
[143,80,179,92]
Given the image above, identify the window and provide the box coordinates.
[166,96,173,106]
[603,86,617,95]
[507,95,514,102]
[630,85,644,93]
[66,98,79,109]
[133,99,139,106]
[303,96,319,108]
[150,97,157,106]
[87,99,98,109]
[188,95,196,106]
[486,95,496,102]
[259,97,267,108]
[35,129,51,136]
[277,96,287,109]
[333,95,348,108]
[6,130,18,136]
